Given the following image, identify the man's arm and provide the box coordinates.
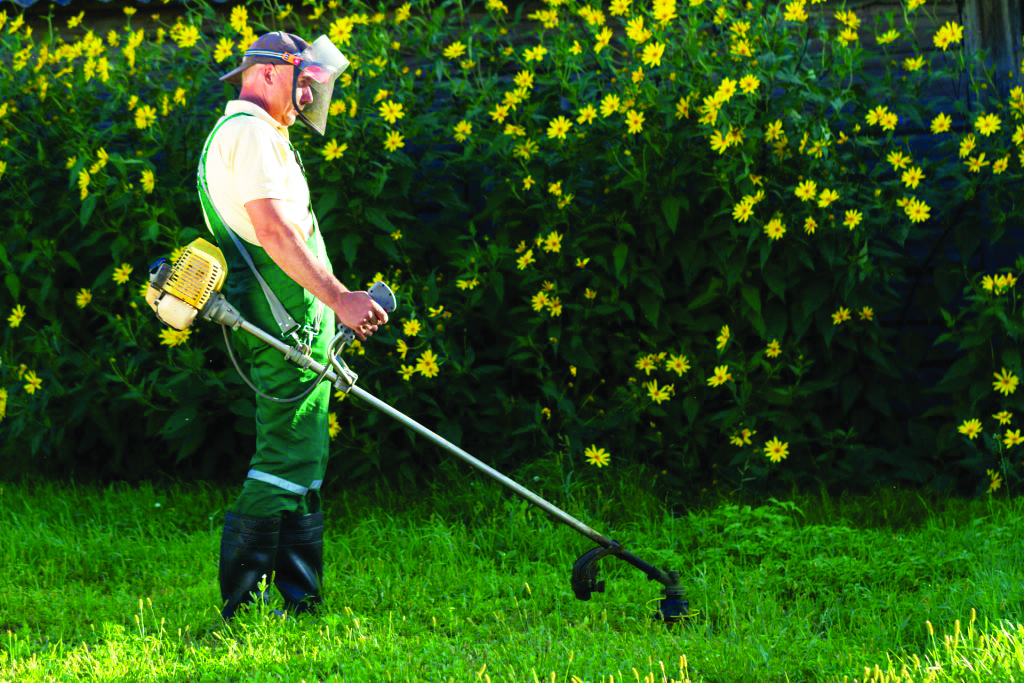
[245,198,388,339]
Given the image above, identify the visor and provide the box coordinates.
[219,33,349,135]
[292,36,350,135]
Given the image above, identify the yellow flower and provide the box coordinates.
[416,349,440,377]
[994,411,1013,425]
[716,325,730,351]
[229,6,248,33]
[522,175,534,191]
[78,169,90,200]
[395,339,409,360]
[135,104,157,129]
[877,29,899,45]
[599,94,621,118]
[859,306,874,321]
[159,328,190,347]
[379,100,405,124]
[959,134,976,158]
[584,445,611,467]
[577,257,590,268]
[76,289,92,308]
[905,197,931,223]
[993,155,1010,174]
[1004,429,1023,448]
[24,370,43,395]
[739,74,760,94]
[733,198,755,223]
[141,169,155,194]
[766,340,782,358]
[933,21,964,51]
[322,139,348,161]
[517,249,535,270]
[546,115,573,140]
[576,104,597,125]
[383,130,405,152]
[764,437,788,463]
[626,16,651,43]
[170,22,200,49]
[993,368,1019,395]
[453,120,472,142]
[641,42,665,68]
[730,428,756,446]
[958,418,982,440]
[903,55,925,71]
[832,307,851,325]
[625,110,644,134]
[667,354,690,375]
[457,278,478,290]
[901,166,924,189]
[887,150,911,170]
[396,3,412,22]
[975,112,1001,136]
[966,154,989,173]
[804,217,818,234]
[531,291,550,312]
[764,217,786,240]
[546,296,562,316]
[644,379,674,404]
[635,354,658,375]
[403,319,422,337]
[843,210,863,230]
[795,180,817,202]
[817,188,839,208]
[8,304,26,328]
[113,263,133,285]
[708,365,732,387]
[327,413,341,439]
[548,181,562,197]
[523,44,548,62]
[987,469,1003,494]
[542,231,562,253]
[0,387,6,422]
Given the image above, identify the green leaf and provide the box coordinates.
[841,374,862,414]
[661,196,686,235]
[762,263,786,302]
[613,243,628,284]
[364,207,395,232]
[1001,347,1021,372]
[341,233,362,269]
[160,404,198,437]
[80,195,97,227]
[5,273,19,301]
[683,396,699,424]
[741,285,761,317]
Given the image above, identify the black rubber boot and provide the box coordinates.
[274,511,324,614]
[219,512,280,620]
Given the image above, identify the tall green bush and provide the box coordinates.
[0,0,1021,493]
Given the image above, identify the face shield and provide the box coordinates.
[288,36,349,136]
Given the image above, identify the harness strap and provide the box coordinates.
[197,112,324,340]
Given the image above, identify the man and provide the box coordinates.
[197,31,389,619]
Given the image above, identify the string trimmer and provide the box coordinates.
[146,238,688,624]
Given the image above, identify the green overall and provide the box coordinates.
[198,112,335,517]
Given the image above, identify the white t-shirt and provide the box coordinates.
[203,100,315,246]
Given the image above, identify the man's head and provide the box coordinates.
[220,31,349,135]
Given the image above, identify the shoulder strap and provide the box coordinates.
[197,113,300,338]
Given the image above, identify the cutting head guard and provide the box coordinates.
[220,31,350,135]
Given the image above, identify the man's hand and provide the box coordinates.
[245,198,390,340]
[335,290,389,341]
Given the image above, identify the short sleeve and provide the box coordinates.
[217,119,291,204]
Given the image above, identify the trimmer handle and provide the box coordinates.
[336,281,398,346]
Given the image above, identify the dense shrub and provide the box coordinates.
[0,0,1021,494]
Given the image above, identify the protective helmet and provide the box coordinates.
[220,31,350,135]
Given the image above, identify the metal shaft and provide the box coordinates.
[231,316,615,549]
[349,386,615,548]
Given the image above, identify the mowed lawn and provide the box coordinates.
[2,473,1024,682]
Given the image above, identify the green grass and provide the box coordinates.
[1,470,1023,682]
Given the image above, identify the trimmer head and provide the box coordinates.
[571,543,689,625]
